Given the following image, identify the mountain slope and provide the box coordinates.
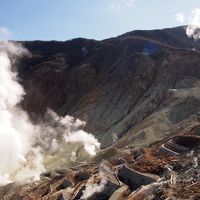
[17,26,200,148]
[1,26,200,200]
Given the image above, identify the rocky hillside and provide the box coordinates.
[17,26,200,148]
[1,127,200,199]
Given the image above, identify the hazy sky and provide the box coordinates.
[0,0,200,40]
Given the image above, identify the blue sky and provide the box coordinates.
[0,0,200,40]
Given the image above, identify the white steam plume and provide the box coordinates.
[64,131,100,156]
[81,172,107,200]
[37,109,100,157]
[0,27,12,40]
[0,174,11,186]
[80,163,112,199]
[175,8,200,40]
[0,41,100,185]
[70,152,77,162]
[0,41,44,184]
[175,12,185,24]
[186,8,200,40]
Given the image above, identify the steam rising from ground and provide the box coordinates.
[175,8,200,40]
[36,109,100,156]
[186,8,200,40]
[80,163,112,199]
[0,41,100,185]
[0,41,37,184]
[81,172,107,200]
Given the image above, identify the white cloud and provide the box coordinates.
[0,27,12,40]
[175,12,185,24]
[108,0,135,11]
